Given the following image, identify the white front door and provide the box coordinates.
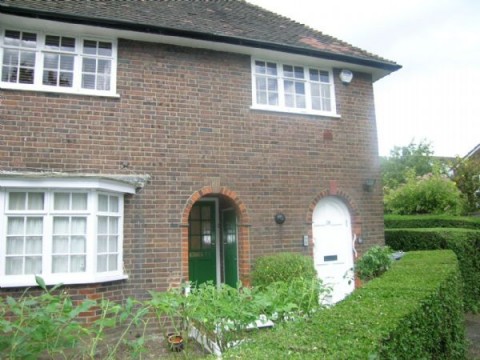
[312,197,354,304]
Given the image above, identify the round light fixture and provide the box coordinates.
[339,69,353,84]
[274,213,286,225]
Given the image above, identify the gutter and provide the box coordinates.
[0,4,401,73]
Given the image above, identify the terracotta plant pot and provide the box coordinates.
[167,334,184,352]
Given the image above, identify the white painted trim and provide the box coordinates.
[0,177,136,194]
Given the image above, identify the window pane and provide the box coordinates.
[52,256,68,273]
[98,195,108,212]
[109,217,118,234]
[72,193,87,210]
[255,61,265,74]
[98,235,108,252]
[266,62,277,75]
[4,30,21,46]
[28,193,44,210]
[59,72,73,87]
[109,236,118,252]
[71,236,85,253]
[201,206,211,220]
[44,53,59,69]
[98,42,112,56]
[45,35,60,49]
[295,82,305,95]
[320,71,330,83]
[26,218,43,234]
[109,196,119,212]
[19,66,34,84]
[294,66,304,79]
[309,69,319,81]
[296,95,306,108]
[26,237,42,253]
[6,257,23,275]
[61,37,75,52]
[108,255,117,271]
[25,256,41,274]
[257,90,267,104]
[97,255,107,272]
[20,51,35,67]
[311,84,320,97]
[256,77,266,91]
[71,217,86,234]
[82,74,95,89]
[6,237,23,254]
[312,97,321,110]
[82,58,96,73]
[283,65,293,77]
[9,192,26,210]
[285,94,294,107]
[98,217,108,233]
[43,70,58,86]
[268,93,278,105]
[22,33,37,48]
[7,217,24,235]
[53,236,69,253]
[267,79,277,91]
[53,217,69,234]
[83,40,97,55]
[60,55,74,70]
[71,255,85,272]
[54,193,70,210]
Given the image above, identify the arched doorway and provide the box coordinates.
[312,196,354,303]
[187,195,239,287]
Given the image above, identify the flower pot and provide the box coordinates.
[167,334,184,352]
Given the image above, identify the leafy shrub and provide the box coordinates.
[384,172,463,215]
[386,228,480,312]
[251,252,317,287]
[223,251,466,359]
[355,245,393,281]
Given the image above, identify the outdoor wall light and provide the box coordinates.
[274,213,286,225]
[339,69,353,84]
[363,179,376,192]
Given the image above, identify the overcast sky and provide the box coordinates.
[247,0,479,157]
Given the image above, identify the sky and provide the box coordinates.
[247,0,480,157]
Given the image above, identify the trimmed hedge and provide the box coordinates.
[385,214,480,230]
[251,252,317,287]
[385,228,480,312]
[223,251,466,359]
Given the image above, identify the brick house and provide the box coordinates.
[0,1,400,307]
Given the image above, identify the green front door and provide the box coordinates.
[222,209,238,288]
[188,201,216,286]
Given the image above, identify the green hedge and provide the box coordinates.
[223,251,466,359]
[385,228,480,312]
[384,214,480,229]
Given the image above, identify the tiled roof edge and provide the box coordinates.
[0,2,401,72]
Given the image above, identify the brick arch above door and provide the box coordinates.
[180,186,251,286]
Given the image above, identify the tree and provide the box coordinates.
[381,139,435,191]
[451,157,480,214]
[384,170,462,215]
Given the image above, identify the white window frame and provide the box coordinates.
[251,58,338,117]
[0,178,134,287]
[0,27,118,97]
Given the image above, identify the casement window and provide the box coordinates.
[0,28,116,96]
[0,178,135,287]
[252,59,337,116]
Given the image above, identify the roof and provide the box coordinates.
[0,0,401,75]
[465,144,480,159]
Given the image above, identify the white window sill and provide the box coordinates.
[0,83,120,98]
[250,105,341,118]
[0,273,128,288]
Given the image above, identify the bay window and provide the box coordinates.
[252,59,336,116]
[0,28,116,96]
[0,178,133,287]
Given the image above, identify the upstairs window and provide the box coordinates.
[252,59,336,116]
[0,28,116,96]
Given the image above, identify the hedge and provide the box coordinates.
[223,251,465,359]
[384,214,480,230]
[385,228,480,312]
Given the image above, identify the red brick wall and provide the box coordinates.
[0,39,384,307]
